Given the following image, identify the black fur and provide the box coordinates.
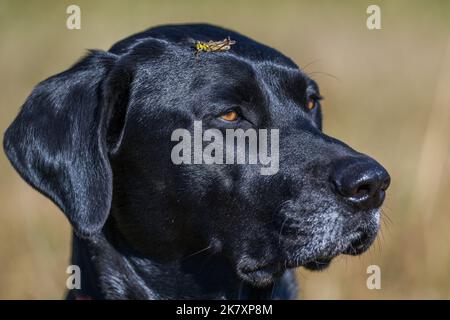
[3,24,390,299]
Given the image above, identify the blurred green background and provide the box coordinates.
[1,0,450,299]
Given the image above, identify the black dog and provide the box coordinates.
[3,24,390,299]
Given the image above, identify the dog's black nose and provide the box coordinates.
[331,157,390,210]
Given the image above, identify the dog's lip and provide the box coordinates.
[239,262,282,275]
[238,254,335,278]
[302,256,334,270]
[245,256,334,272]
[237,262,284,287]
[343,231,372,255]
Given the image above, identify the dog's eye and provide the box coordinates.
[305,93,323,111]
[306,99,316,111]
[220,110,239,122]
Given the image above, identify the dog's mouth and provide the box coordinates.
[301,232,374,270]
[235,205,381,287]
[237,257,333,287]
[302,256,334,271]
[236,229,377,286]
[237,262,284,288]
[302,228,377,270]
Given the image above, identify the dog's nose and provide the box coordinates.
[331,157,390,210]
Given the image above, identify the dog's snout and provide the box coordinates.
[331,157,390,210]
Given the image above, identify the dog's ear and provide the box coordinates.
[3,50,130,238]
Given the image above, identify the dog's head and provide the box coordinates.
[4,24,389,288]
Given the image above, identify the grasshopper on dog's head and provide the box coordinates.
[192,37,236,58]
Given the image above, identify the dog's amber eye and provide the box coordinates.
[220,110,239,122]
[306,99,316,111]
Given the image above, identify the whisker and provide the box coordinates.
[306,71,340,81]
[182,244,212,261]
[301,59,323,71]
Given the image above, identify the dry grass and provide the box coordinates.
[1,0,449,299]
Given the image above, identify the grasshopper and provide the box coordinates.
[192,37,236,58]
